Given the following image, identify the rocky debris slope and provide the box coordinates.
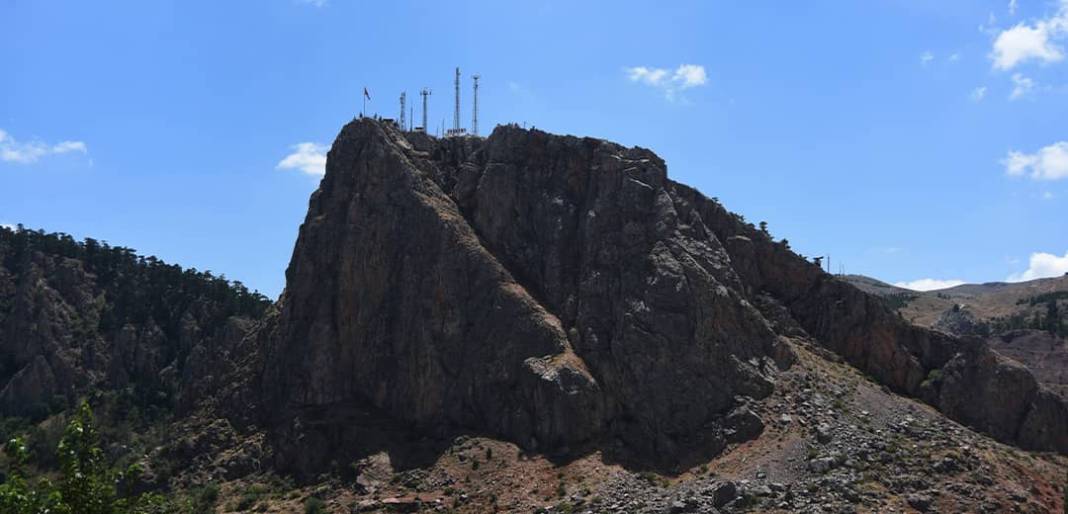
[670,184,1068,454]
[211,340,1066,513]
[570,341,1067,513]
[248,118,1066,478]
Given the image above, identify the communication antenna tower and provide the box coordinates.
[419,87,431,132]
[471,74,480,136]
[453,67,461,131]
[399,92,406,131]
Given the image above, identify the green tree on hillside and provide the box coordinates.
[0,401,170,514]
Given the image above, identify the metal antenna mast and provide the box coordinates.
[453,67,461,131]
[399,92,406,131]
[419,88,431,132]
[471,74,480,136]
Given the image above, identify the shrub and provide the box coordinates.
[304,496,327,514]
[188,483,220,512]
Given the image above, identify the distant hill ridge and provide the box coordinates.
[844,273,1068,398]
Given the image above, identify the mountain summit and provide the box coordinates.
[246,118,1066,476]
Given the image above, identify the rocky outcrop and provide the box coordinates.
[988,329,1068,400]
[257,119,788,472]
[255,118,1066,471]
[0,252,99,417]
[932,304,989,337]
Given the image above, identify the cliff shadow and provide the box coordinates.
[268,401,742,481]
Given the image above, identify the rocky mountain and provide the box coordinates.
[2,119,1067,512]
[242,118,1066,476]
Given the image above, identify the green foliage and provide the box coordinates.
[0,226,270,344]
[185,483,219,513]
[0,400,179,514]
[0,436,63,514]
[920,368,945,391]
[303,496,326,514]
[0,417,30,444]
[1045,299,1063,336]
[234,484,269,511]
[882,292,918,311]
[1016,291,1068,306]
[990,299,1066,337]
[56,401,117,513]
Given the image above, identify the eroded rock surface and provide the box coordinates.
[255,119,1066,475]
[258,120,785,472]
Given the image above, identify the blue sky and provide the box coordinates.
[3,0,1067,297]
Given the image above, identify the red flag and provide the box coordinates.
[363,87,371,101]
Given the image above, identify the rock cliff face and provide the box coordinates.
[256,118,1066,473]
[258,120,787,471]
[988,329,1068,399]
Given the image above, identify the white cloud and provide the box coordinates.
[920,51,935,65]
[1007,251,1068,281]
[625,64,708,100]
[277,142,328,176]
[0,223,14,231]
[949,52,961,62]
[1009,0,1018,16]
[893,278,967,291]
[0,128,88,164]
[627,67,669,86]
[297,0,327,6]
[1009,73,1035,98]
[990,1,1068,70]
[1002,141,1068,180]
[673,64,708,88]
[51,141,87,154]
[971,86,988,101]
